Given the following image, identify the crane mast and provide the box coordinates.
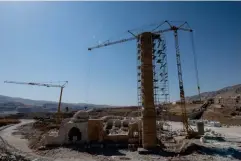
[173,30,192,133]
[4,80,68,122]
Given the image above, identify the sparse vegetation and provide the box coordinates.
[0,119,20,127]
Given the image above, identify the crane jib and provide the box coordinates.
[4,81,67,88]
[87,28,174,51]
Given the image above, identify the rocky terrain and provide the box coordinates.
[202,104,241,125]
[0,84,241,160]
[8,122,241,161]
[186,84,241,101]
[0,148,30,161]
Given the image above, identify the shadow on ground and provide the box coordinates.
[45,143,241,159]
[180,143,241,160]
[199,146,241,160]
[62,144,126,156]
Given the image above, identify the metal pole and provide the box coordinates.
[173,30,189,133]
[191,31,201,102]
[57,87,63,123]
[58,87,63,113]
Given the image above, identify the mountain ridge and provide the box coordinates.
[0,94,110,109]
[1,83,241,108]
[186,84,241,101]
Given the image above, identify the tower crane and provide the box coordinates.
[88,20,199,148]
[4,80,68,122]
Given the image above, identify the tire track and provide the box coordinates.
[0,122,53,161]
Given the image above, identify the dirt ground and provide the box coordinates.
[8,120,241,161]
[2,102,241,161]
[168,104,202,115]
[202,104,241,125]
[34,146,241,161]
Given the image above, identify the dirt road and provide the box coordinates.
[0,119,35,153]
[0,119,96,161]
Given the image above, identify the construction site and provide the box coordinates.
[1,20,241,161]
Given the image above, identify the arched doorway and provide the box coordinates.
[68,127,82,142]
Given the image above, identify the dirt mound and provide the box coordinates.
[202,105,241,125]
[179,142,203,155]
[0,147,30,161]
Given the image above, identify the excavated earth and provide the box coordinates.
[9,122,241,161]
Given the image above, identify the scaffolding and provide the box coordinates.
[138,34,170,119]
[153,35,170,106]
[154,36,170,123]
[137,37,142,109]
[136,33,170,148]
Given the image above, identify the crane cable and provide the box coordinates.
[85,54,92,110]
[191,31,201,102]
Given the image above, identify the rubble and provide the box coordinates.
[48,129,59,137]
[109,128,128,135]
[189,119,222,127]
[111,156,131,160]
[0,136,31,161]
[4,119,241,161]
[0,150,30,161]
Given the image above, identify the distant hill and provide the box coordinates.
[0,95,110,111]
[186,84,241,101]
[2,84,241,109]
[0,95,55,105]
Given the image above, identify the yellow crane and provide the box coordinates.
[88,20,198,142]
[4,80,68,123]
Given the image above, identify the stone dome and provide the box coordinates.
[71,110,89,122]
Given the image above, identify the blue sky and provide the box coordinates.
[0,2,240,106]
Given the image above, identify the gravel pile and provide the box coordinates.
[0,141,30,161]
[36,147,95,161]
[0,148,30,161]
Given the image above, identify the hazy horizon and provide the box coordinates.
[1,2,241,106]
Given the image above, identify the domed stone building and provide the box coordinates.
[44,110,90,145]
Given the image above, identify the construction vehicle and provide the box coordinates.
[88,20,200,146]
[4,80,68,123]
